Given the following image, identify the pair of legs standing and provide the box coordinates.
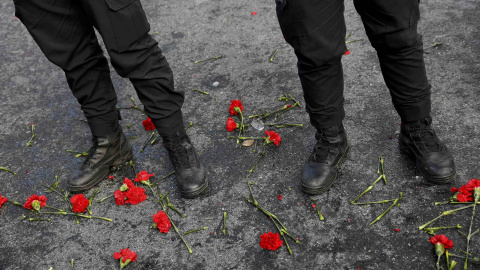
[14,0,209,198]
[276,0,456,194]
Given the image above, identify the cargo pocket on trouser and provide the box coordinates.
[103,0,150,52]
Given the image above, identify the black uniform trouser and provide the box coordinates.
[276,0,431,129]
[13,0,185,137]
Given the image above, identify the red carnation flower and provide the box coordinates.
[0,193,8,209]
[229,100,244,115]
[251,11,257,15]
[152,211,171,233]
[114,178,147,205]
[457,185,473,202]
[125,187,147,205]
[286,105,292,108]
[450,187,458,193]
[226,117,238,132]
[259,231,283,251]
[134,171,154,183]
[24,194,47,211]
[70,194,90,213]
[113,248,137,269]
[142,117,156,131]
[465,178,480,192]
[264,130,281,146]
[344,49,351,55]
[429,234,453,256]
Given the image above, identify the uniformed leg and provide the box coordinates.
[81,0,185,137]
[13,0,120,137]
[81,0,208,198]
[353,0,430,122]
[276,0,350,195]
[276,0,347,130]
[354,0,455,183]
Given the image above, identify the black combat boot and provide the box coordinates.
[399,116,456,184]
[163,130,209,199]
[67,127,133,192]
[301,123,350,195]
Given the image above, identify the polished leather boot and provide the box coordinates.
[67,127,133,192]
[301,123,350,195]
[163,131,209,199]
[399,116,456,184]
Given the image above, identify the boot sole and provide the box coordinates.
[68,150,134,193]
[399,143,456,184]
[180,179,210,199]
[301,144,351,195]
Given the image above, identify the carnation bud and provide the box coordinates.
[119,184,129,192]
[32,200,41,211]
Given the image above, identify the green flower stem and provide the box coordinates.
[271,218,292,255]
[276,124,303,128]
[150,171,176,186]
[238,110,245,143]
[345,39,364,44]
[435,201,451,205]
[183,226,208,236]
[39,211,112,222]
[194,55,223,64]
[0,166,17,175]
[75,215,80,224]
[378,156,387,184]
[71,259,74,269]
[140,132,155,153]
[185,122,194,131]
[269,49,279,62]
[42,184,69,202]
[192,88,209,95]
[246,182,298,254]
[249,152,265,173]
[146,183,157,200]
[166,196,184,218]
[126,136,136,139]
[448,253,480,263]
[79,118,88,123]
[464,192,479,269]
[281,228,300,244]
[370,197,399,225]
[352,199,396,205]
[160,200,192,253]
[471,228,480,238]
[419,205,474,231]
[223,212,227,235]
[67,150,89,157]
[227,136,263,140]
[89,189,98,207]
[28,218,50,221]
[350,175,384,204]
[423,224,462,235]
[345,33,352,40]
[397,192,403,207]
[258,105,290,120]
[275,102,299,118]
[442,205,474,216]
[26,123,35,147]
[129,160,136,174]
[311,198,325,221]
[45,205,66,212]
[126,123,135,128]
[97,194,114,203]
[151,135,161,145]
[9,200,24,207]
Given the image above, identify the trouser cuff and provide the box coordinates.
[86,109,121,137]
[150,110,185,137]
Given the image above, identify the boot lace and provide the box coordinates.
[83,138,103,167]
[409,121,442,152]
[167,135,192,169]
[313,132,337,162]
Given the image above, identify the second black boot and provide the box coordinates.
[301,123,350,195]
[67,127,133,193]
[399,116,456,184]
[163,130,209,199]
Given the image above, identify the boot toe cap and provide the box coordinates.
[301,162,337,195]
[418,152,456,183]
